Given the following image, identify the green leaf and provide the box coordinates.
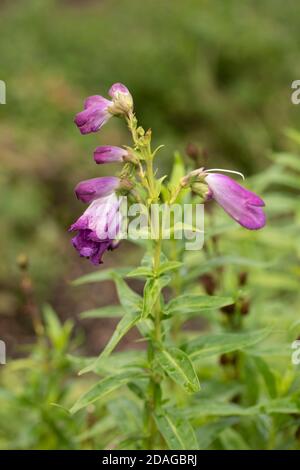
[126,266,153,279]
[111,273,142,315]
[185,256,271,282]
[72,267,132,286]
[196,418,239,450]
[182,401,260,418]
[80,305,125,319]
[165,294,234,316]
[219,428,251,450]
[70,372,141,414]
[156,347,200,393]
[43,304,73,351]
[154,409,198,450]
[243,356,260,404]
[142,276,170,319]
[184,328,272,360]
[76,416,115,442]
[79,275,143,374]
[68,350,147,375]
[252,356,277,399]
[157,260,183,276]
[80,311,141,374]
[108,397,142,435]
[263,397,300,415]
[169,152,185,190]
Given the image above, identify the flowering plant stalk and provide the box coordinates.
[69,83,267,450]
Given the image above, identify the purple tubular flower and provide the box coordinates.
[74,95,113,135]
[94,146,128,164]
[205,173,266,230]
[69,193,122,265]
[74,176,120,203]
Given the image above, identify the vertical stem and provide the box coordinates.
[145,138,161,449]
[153,238,162,343]
[127,111,162,449]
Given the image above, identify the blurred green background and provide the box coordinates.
[1,0,300,355]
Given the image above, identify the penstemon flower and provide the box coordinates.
[74,176,120,203]
[93,146,128,164]
[69,177,122,264]
[74,83,133,135]
[74,95,113,135]
[69,194,122,265]
[183,168,266,230]
[204,173,266,230]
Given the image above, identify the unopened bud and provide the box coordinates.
[191,181,210,200]
[119,178,134,192]
[108,83,133,115]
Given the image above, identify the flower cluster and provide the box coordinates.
[70,83,265,264]
[70,83,133,264]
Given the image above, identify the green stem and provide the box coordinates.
[127,111,162,449]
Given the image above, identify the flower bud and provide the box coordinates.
[108,83,133,115]
[190,181,210,200]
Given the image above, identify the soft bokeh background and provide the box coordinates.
[1,0,300,355]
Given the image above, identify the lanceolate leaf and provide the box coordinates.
[157,261,183,276]
[70,372,142,414]
[183,328,272,360]
[196,418,239,450]
[165,294,234,316]
[154,409,198,450]
[220,428,251,450]
[111,273,142,315]
[142,276,170,319]
[182,401,260,418]
[126,266,153,279]
[156,347,200,393]
[185,256,272,282]
[80,311,142,374]
[252,356,277,399]
[80,305,125,319]
[72,267,132,286]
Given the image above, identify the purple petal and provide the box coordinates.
[108,83,131,98]
[74,96,113,135]
[94,146,127,164]
[205,173,266,230]
[71,229,115,265]
[84,95,110,109]
[74,177,120,203]
[70,193,122,264]
[69,194,122,240]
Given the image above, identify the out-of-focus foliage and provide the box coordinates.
[1,0,300,313]
[0,0,300,450]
